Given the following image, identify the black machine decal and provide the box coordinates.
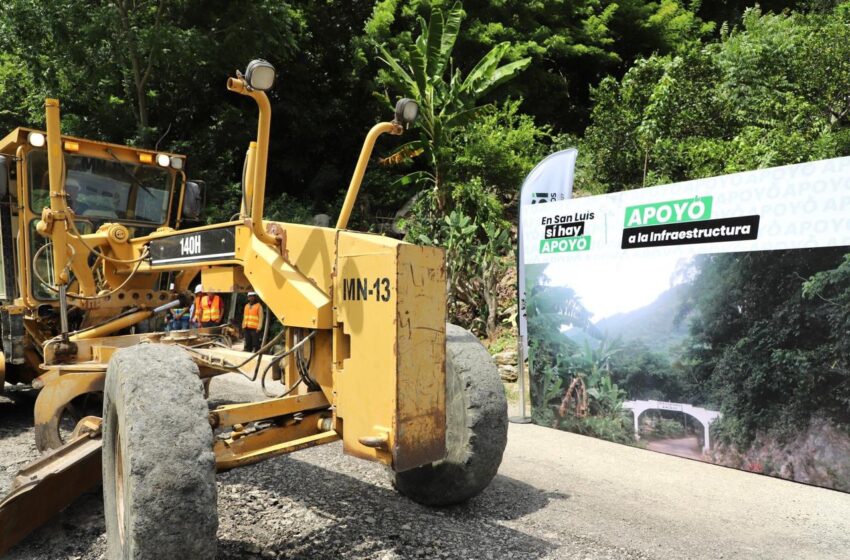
[149,226,237,265]
[342,277,392,302]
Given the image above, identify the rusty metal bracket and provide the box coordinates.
[208,390,329,429]
[266,222,289,261]
[33,370,105,452]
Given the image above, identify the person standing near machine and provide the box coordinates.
[194,285,223,328]
[242,292,264,353]
[190,285,201,328]
[168,305,190,331]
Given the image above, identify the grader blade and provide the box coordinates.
[0,419,102,555]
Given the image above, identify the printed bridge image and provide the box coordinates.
[623,400,721,454]
[525,246,850,492]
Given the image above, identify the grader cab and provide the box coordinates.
[0,60,507,558]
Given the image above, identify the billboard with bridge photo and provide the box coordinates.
[520,157,850,492]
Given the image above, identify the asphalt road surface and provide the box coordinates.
[2,375,849,559]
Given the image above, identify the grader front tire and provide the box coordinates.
[102,344,217,559]
[391,323,508,506]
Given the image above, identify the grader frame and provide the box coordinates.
[0,60,478,556]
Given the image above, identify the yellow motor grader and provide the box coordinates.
[0,60,507,558]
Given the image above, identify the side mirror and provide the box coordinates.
[182,180,206,220]
[0,156,8,197]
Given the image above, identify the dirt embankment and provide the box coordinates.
[710,416,850,492]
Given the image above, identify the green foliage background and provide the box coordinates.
[3,0,848,483]
[1,0,848,340]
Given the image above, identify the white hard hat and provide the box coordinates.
[247,291,257,296]
[194,285,203,294]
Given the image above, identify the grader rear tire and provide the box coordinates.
[102,344,217,559]
[391,323,508,506]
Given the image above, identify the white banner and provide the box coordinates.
[520,155,850,488]
[522,156,850,265]
[518,148,578,339]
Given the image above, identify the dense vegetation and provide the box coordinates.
[0,0,836,336]
[580,3,850,193]
[1,0,847,342]
[683,249,850,447]
[529,246,850,455]
[3,0,848,484]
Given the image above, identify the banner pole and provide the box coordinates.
[510,334,532,423]
[511,181,532,424]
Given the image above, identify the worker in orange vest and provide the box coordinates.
[242,292,264,353]
[193,285,223,328]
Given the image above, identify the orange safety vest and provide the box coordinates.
[197,294,222,323]
[243,302,262,330]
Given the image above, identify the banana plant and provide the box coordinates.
[376,1,530,211]
[575,339,626,413]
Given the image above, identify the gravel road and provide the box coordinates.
[2,375,849,560]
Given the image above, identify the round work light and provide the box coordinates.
[245,59,276,92]
[28,132,46,147]
[394,98,419,126]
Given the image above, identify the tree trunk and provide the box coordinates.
[482,260,498,340]
[434,169,446,213]
[483,284,497,340]
[114,0,164,142]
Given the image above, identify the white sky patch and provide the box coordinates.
[545,254,692,322]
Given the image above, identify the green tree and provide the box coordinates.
[572,339,626,415]
[375,1,530,211]
[451,99,564,208]
[609,340,684,401]
[0,1,392,223]
[525,265,597,417]
[680,248,850,446]
[362,0,713,134]
[580,5,850,193]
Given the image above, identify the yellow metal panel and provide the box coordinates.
[334,232,447,470]
[0,127,185,162]
[239,227,333,329]
[0,128,26,155]
[210,391,329,428]
[337,230,404,253]
[273,223,336,292]
[335,247,397,465]
[201,267,252,292]
[394,244,446,471]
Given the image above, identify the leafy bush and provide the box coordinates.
[406,189,510,338]
[450,100,565,208]
[640,416,686,439]
[557,414,634,445]
[580,5,850,194]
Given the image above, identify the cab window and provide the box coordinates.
[28,150,173,226]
